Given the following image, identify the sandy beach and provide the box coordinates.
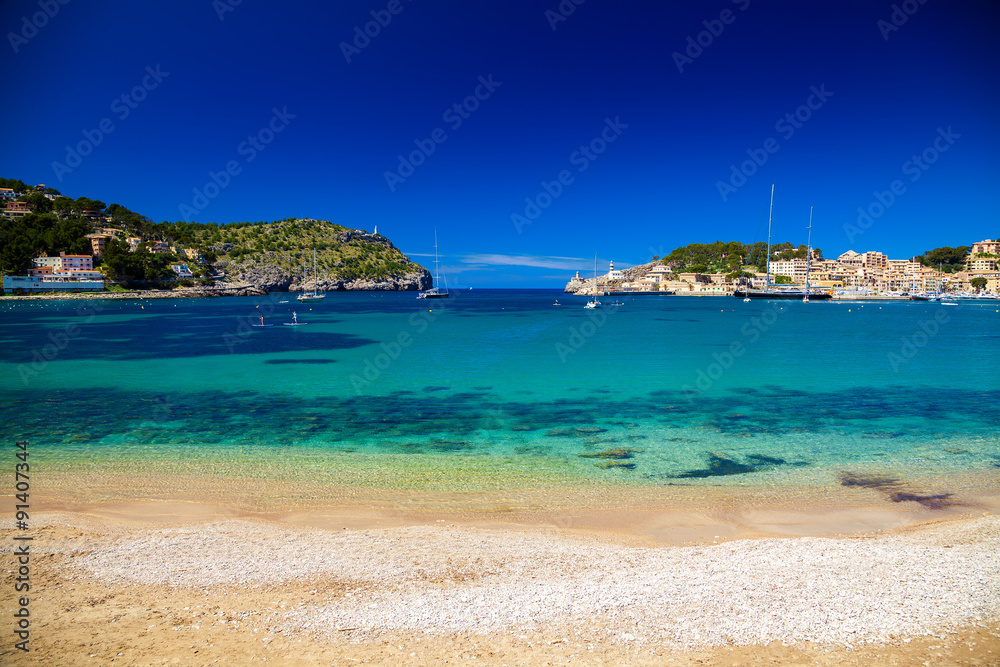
[3,475,999,666]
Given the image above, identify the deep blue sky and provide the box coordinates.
[3,0,998,286]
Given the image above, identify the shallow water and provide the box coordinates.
[2,290,997,491]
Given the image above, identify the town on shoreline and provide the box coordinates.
[565,240,1000,299]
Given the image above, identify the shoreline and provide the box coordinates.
[27,466,1000,545]
[0,286,266,300]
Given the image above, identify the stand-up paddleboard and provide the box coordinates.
[282,322,307,326]
[251,324,273,327]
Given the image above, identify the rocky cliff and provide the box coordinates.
[210,221,433,293]
[221,262,431,293]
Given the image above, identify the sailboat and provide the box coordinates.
[417,229,449,299]
[584,255,601,309]
[298,247,325,302]
[803,207,813,303]
[909,258,938,300]
[734,186,830,300]
[734,185,777,299]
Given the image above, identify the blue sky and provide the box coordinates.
[3,0,997,286]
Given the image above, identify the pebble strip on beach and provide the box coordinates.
[26,515,1000,650]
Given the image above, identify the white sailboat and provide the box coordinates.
[418,229,449,299]
[803,206,813,303]
[298,247,325,302]
[584,255,601,309]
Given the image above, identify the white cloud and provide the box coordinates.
[460,254,591,270]
[439,263,492,275]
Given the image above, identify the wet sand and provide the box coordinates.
[28,467,1000,544]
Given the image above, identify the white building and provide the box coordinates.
[171,264,194,279]
[769,258,809,282]
[607,260,624,281]
[3,276,104,293]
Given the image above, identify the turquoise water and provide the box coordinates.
[1,291,998,490]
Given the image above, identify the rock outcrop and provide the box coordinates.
[222,263,432,293]
[176,285,268,297]
[289,271,432,292]
[224,263,298,292]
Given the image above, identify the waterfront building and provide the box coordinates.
[57,252,94,272]
[26,252,104,283]
[2,276,104,293]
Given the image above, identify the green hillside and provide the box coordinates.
[158,218,420,282]
[657,240,819,276]
[0,177,425,286]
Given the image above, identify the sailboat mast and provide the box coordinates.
[433,229,440,288]
[805,206,813,293]
[312,247,318,296]
[765,184,774,292]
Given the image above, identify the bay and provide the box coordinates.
[1,290,997,493]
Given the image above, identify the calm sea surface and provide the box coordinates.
[1,290,998,492]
